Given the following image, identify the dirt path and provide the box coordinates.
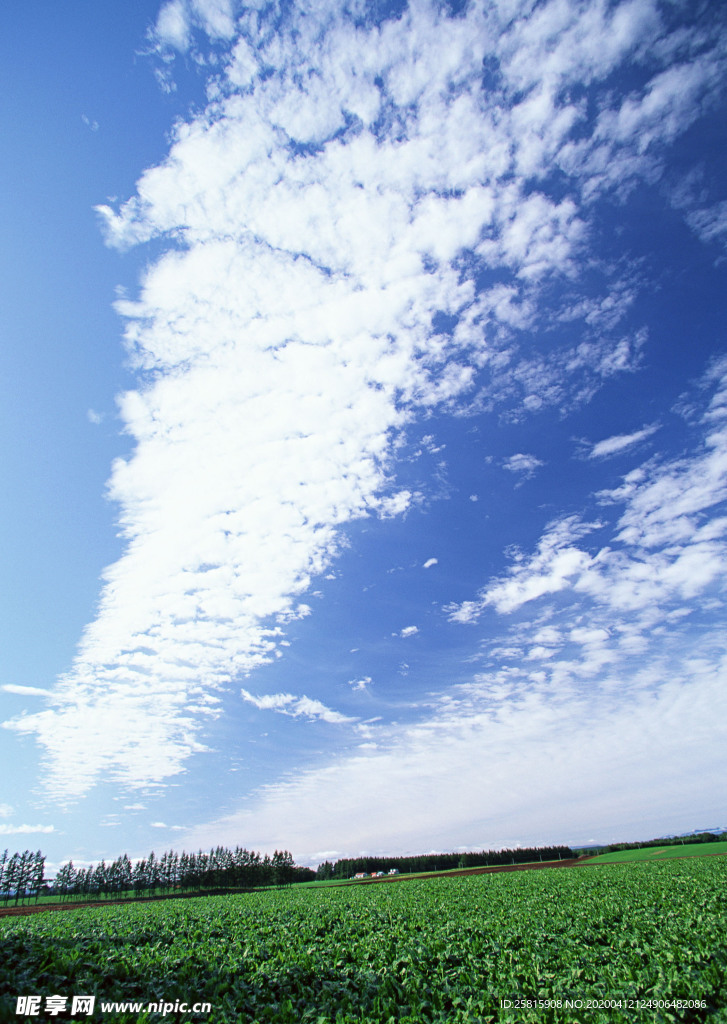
[0,887,246,919]
[328,856,594,886]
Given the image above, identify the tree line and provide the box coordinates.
[52,847,314,901]
[1,846,315,905]
[316,845,574,879]
[0,850,45,905]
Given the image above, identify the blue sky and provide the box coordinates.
[1,0,726,873]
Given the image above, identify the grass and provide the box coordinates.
[584,839,727,864]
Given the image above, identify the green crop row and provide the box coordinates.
[1,859,725,1023]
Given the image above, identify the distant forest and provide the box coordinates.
[316,845,574,879]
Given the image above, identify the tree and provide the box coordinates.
[118,853,133,895]
[146,851,159,894]
[272,850,295,887]
[31,851,45,902]
[12,851,33,905]
[5,854,19,905]
[92,860,109,898]
[260,853,273,888]
[0,850,7,901]
[179,851,193,890]
[132,858,148,897]
[53,861,76,901]
[316,861,334,881]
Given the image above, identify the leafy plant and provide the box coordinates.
[1,859,725,1023]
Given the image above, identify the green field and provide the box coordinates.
[305,856,567,886]
[584,840,727,864]
[1,859,725,1023]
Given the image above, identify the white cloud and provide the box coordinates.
[2,685,53,697]
[378,491,415,519]
[399,626,419,638]
[182,642,727,860]
[185,385,727,858]
[452,370,727,629]
[438,385,727,814]
[532,626,562,647]
[503,453,544,476]
[11,0,725,802]
[448,516,601,620]
[500,0,660,96]
[240,689,354,725]
[670,169,727,253]
[0,824,55,836]
[191,0,235,40]
[153,0,190,51]
[558,38,727,199]
[153,0,236,52]
[348,677,372,692]
[0,804,12,818]
[588,423,659,458]
[681,201,727,251]
[422,557,438,569]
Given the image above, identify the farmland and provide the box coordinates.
[584,841,727,864]
[1,859,725,1023]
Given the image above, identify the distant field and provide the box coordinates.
[306,856,571,886]
[1,859,725,1023]
[585,840,727,864]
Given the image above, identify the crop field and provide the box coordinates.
[584,841,727,864]
[1,859,725,1024]
[304,856,573,886]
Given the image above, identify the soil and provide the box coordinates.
[0,887,249,919]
